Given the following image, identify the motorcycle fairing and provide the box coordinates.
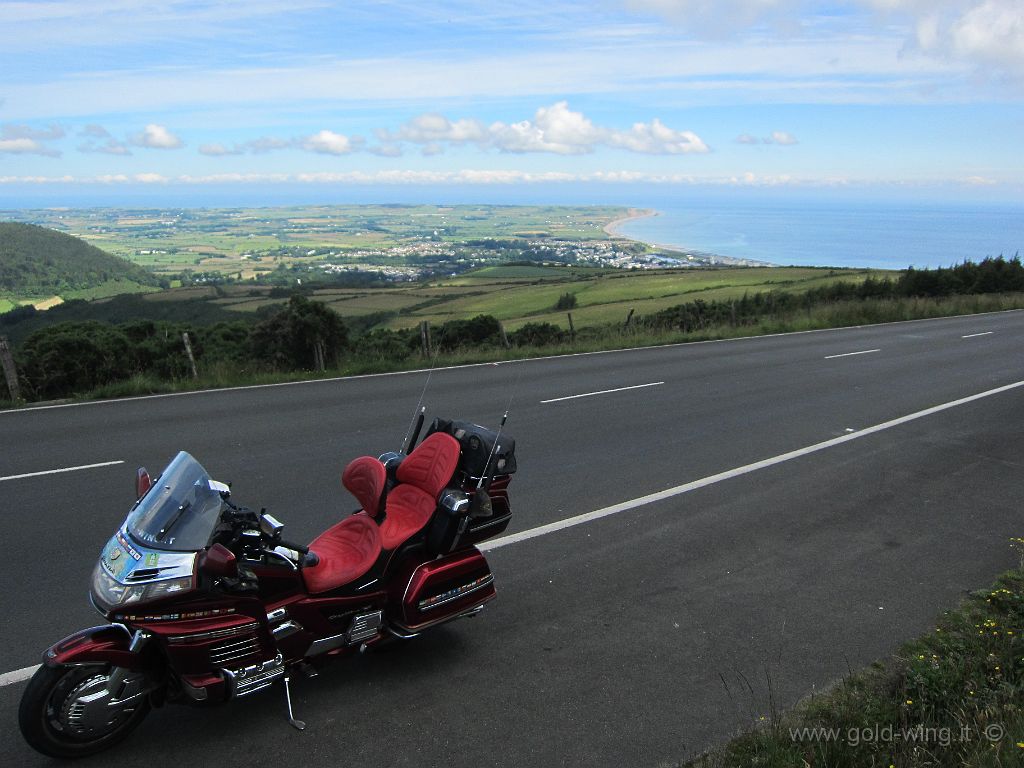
[100,530,197,584]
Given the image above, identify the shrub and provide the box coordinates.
[20,321,132,399]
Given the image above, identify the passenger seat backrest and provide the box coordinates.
[396,432,461,499]
[342,456,387,518]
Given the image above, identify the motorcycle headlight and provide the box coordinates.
[91,562,195,609]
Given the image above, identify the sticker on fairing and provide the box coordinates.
[102,538,132,580]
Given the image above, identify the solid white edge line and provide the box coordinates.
[480,378,1024,552]
[2,309,1019,416]
[962,331,995,338]
[0,460,125,482]
[824,348,881,359]
[0,665,39,687]
[3,379,1022,688]
[541,382,664,404]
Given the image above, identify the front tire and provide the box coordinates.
[19,664,151,758]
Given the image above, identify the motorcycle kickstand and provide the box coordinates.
[283,673,306,731]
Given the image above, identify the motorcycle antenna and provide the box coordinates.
[476,359,522,492]
[401,321,451,453]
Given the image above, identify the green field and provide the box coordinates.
[115,264,887,333]
[387,265,887,330]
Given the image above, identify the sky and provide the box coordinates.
[1,0,1023,206]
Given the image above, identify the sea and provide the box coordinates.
[613,196,1024,271]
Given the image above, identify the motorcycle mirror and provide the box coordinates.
[135,468,152,500]
[259,512,284,539]
[200,543,238,578]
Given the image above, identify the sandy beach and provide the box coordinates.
[603,207,773,267]
[603,208,658,238]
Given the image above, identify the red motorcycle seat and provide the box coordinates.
[396,432,461,498]
[379,484,436,550]
[303,514,382,593]
[342,456,386,517]
[378,432,461,550]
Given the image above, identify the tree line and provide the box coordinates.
[3,295,568,401]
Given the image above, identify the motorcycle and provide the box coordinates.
[18,416,516,758]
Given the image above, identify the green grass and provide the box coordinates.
[0,298,15,313]
[61,280,162,301]
[690,545,1024,768]
[453,264,580,280]
[390,267,887,331]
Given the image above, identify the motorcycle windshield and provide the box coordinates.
[125,451,225,552]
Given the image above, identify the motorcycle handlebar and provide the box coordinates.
[277,539,309,555]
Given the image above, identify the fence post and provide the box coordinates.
[0,336,21,402]
[624,308,635,328]
[313,338,326,372]
[566,312,576,342]
[420,321,432,357]
[181,332,199,379]
[498,321,510,349]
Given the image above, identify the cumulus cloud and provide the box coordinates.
[130,124,183,149]
[735,133,760,144]
[373,102,708,157]
[3,123,65,141]
[0,137,59,156]
[377,113,488,146]
[607,118,709,154]
[78,124,131,155]
[299,129,358,155]
[490,101,606,154]
[0,123,64,155]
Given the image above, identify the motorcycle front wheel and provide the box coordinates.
[18,664,151,758]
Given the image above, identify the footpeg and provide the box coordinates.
[283,674,305,731]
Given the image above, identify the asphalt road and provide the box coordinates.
[1,311,1023,766]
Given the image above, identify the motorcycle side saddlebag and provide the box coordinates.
[395,547,496,632]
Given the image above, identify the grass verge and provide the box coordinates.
[689,541,1024,768]
[3,293,1023,407]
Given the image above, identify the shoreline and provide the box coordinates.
[602,207,658,239]
[604,207,775,267]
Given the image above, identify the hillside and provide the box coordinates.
[0,222,162,300]
[0,263,888,346]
